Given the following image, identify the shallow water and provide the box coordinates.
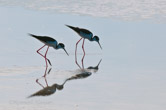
[0,2,166,110]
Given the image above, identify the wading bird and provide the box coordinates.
[29,34,69,67]
[66,25,102,69]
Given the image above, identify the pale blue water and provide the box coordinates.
[0,2,166,110]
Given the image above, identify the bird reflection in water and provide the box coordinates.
[28,59,102,98]
[87,59,102,73]
[28,81,66,98]
[36,67,51,88]
[66,71,92,81]
[28,67,67,98]
[67,59,102,82]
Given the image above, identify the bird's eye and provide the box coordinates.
[61,44,65,47]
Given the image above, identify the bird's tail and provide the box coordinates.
[28,33,38,38]
[65,24,75,29]
[27,94,33,98]
[65,24,80,33]
[28,33,41,40]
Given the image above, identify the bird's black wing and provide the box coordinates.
[79,28,92,35]
[29,34,55,43]
[66,25,92,35]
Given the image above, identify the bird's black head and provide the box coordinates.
[93,36,99,42]
[58,43,65,48]
[93,36,102,49]
[58,43,69,56]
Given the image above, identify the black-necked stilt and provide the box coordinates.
[65,25,102,69]
[29,34,69,67]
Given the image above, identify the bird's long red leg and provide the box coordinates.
[81,39,85,69]
[36,45,52,66]
[44,46,49,68]
[43,64,48,77]
[37,44,46,57]
[75,38,83,69]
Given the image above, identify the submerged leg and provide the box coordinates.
[81,39,85,69]
[75,38,83,69]
[36,45,52,66]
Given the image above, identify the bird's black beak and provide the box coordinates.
[98,42,102,50]
[63,48,69,56]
